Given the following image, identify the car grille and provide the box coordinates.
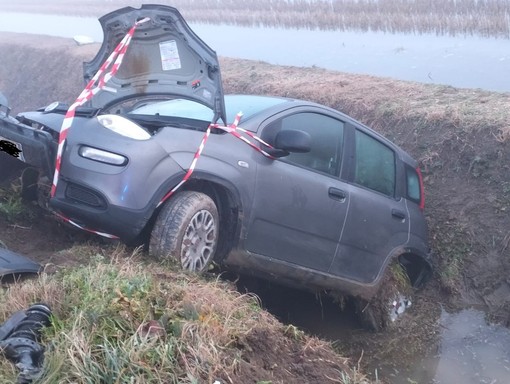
[66,184,106,209]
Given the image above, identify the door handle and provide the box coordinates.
[391,209,406,220]
[328,187,346,202]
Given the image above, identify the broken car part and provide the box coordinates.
[0,303,52,383]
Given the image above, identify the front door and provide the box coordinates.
[245,110,348,272]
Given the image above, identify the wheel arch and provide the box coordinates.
[364,244,432,297]
[397,250,433,288]
[144,172,243,262]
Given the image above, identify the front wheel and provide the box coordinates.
[149,191,219,273]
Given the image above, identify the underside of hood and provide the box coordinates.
[83,4,226,123]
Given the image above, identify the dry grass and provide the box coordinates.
[0,246,366,383]
[2,0,510,38]
[0,247,259,382]
[219,57,510,143]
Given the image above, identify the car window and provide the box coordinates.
[406,165,421,203]
[266,113,344,176]
[354,130,396,196]
[129,99,214,121]
[126,95,288,124]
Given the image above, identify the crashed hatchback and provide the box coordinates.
[0,5,431,329]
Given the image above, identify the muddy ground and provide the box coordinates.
[1,29,510,382]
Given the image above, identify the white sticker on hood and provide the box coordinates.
[159,40,181,71]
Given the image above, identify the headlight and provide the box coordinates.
[79,146,128,166]
[97,115,151,140]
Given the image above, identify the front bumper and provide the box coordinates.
[49,170,186,242]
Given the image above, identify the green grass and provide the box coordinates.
[0,191,26,222]
[431,222,471,293]
[390,262,412,293]
[0,248,248,382]
[0,247,366,383]
[0,181,35,222]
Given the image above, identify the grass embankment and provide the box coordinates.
[0,239,365,383]
[2,0,510,38]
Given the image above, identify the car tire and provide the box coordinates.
[149,191,219,273]
[355,262,413,332]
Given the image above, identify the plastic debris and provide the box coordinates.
[73,35,95,45]
[389,294,412,322]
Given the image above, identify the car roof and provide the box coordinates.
[225,94,417,164]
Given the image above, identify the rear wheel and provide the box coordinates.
[355,261,413,331]
[150,191,219,273]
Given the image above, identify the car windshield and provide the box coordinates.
[128,95,287,126]
[129,99,214,121]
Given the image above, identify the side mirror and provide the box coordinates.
[265,129,311,158]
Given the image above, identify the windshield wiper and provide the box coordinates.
[126,114,210,131]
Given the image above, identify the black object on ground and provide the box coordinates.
[0,303,52,383]
[0,247,41,277]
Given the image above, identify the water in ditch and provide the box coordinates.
[237,277,510,384]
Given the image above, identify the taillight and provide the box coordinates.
[416,167,425,211]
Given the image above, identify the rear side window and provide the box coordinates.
[354,130,395,196]
[406,166,421,203]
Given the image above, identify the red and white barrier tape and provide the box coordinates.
[157,112,275,207]
[49,17,278,239]
[53,212,119,238]
[51,17,150,198]
[50,17,150,239]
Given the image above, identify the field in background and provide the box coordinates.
[1,0,510,38]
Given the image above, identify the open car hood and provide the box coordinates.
[84,4,226,123]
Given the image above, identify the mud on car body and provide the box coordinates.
[0,4,431,330]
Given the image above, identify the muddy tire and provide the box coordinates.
[149,191,219,273]
[355,262,413,332]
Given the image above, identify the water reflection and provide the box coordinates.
[235,278,510,384]
[0,12,509,92]
[368,308,510,384]
[424,309,510,384]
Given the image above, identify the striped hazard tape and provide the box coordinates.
[49,20,278,239]
[156,112,275,207]
[51,17,150,198]
[50,17,150,239]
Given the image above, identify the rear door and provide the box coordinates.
[328,127,410,283]
[245,109,349,273]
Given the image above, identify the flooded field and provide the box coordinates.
[0,12,509,92]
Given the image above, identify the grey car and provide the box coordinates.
[0,5,431,329]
